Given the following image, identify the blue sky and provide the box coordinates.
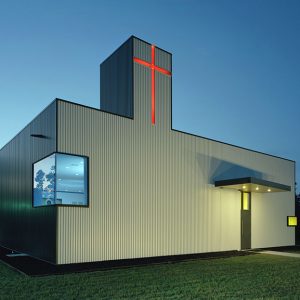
[0,0,299,192]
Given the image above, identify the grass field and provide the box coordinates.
[0,253,300,299]
[282,250,300,255]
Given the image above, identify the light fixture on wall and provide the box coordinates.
[287,216,297,227]
[30,134,47,138]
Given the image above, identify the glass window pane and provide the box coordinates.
[55,154,88,206]
[33,153,88,207]
[33,154,56,207]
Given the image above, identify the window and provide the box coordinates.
[287,216,297,227]
[33,153,88,207]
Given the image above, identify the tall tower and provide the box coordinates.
[100,36,172,131]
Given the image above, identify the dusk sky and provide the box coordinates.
[1,0,299,191]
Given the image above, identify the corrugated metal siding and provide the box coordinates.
[155,47,172,72]
[133,38,171,72]
[0,101,57,263]
[133,38,151,62]
[100,37,133,118]
[56,39,294,264]
[56,102,294,264]
[133,38,172,130]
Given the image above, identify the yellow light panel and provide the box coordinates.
[242,192,250,210]
[287,216,297,227]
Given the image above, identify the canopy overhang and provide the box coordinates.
[215,177,291,193]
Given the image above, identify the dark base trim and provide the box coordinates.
[250,245,298,252]
[0,246,255,276]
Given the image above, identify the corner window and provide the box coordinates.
[33,153,88,207]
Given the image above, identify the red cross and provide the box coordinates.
[133,45,172,124]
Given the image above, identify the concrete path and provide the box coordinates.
[257,250,300,258]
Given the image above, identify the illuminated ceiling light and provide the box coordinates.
[242,185,246,189]
[267,188,271,192]
[65,166,70,169]
[255,187,259,191]
[58,178,62,181]
[75,173,79,176]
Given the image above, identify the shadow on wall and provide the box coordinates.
[196,154,267,185]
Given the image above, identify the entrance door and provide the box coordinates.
[241,192,251,249]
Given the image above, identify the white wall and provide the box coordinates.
[252,192,295,248]
[56,38,294,264]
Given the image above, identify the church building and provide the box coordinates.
[0,36,295,264]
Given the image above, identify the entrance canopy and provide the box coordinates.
[215,177,291,193]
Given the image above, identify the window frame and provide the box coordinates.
[32,152,89,208]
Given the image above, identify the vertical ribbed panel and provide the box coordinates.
[155,48,172,72]
[133,38,172,130]
[0,37,294,266]
[134,63,151,124]
[0,101,57,263]
[55,38,294,264]
[156,72,171,131]
[133,38,151,62]
[100,37,133,118]
[56,100,294,264]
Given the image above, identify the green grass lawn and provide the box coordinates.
[284,250,300,255]
[0,254,300,299]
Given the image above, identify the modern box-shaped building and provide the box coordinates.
[0,36,295,264]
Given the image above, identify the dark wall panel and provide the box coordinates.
[0,101,57,263]
[100,37,133,119]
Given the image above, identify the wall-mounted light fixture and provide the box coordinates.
[30,134,47,138]
[287,216,297,227]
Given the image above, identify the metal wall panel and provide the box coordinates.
[133,37,151,62]
[133,38,172,130]
[0,101,57,263]
[100,37,133,118]
[56,39,294,264]
[56,104,294,264]
[133,38,171,71]
[155,47,172,72]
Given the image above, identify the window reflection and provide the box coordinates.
[56,154,87,205]
[33,154,55,206]
[33,153,88,207]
